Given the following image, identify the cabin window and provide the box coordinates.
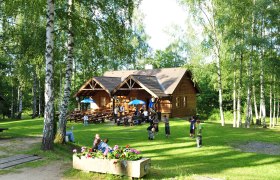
[100,97,106,107]
[183,96,187,107]
[176,97,180,108]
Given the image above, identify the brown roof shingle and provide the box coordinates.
[104,68,189,94]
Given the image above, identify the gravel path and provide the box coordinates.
[0,137,66,180]
[235,141,280,155]
[0,161,65,180]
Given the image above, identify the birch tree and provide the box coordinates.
[42,0,55,150]
[55,0,74,144]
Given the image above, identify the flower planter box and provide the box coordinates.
[73,155,151,178]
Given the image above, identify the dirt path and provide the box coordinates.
[0,161,64,180]
[0,137,66,180]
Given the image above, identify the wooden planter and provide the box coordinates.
[73,155,151,178]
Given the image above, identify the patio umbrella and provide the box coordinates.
[128,99,146,105]
[80,98,95,103]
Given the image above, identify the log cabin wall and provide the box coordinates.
[127,90,151,111]
[158,99,172,118]
[171,73,197,117]
[92,91,111,111]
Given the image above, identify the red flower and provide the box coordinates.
[86,154,91,158]
[126,144,130,148]
[89,148,92,152]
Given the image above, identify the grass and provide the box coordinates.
[1,117,280,179]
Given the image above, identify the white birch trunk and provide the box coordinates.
[32,71,37,118]
[269,76,272,128]
[233,65,237,128]
[253,83,259,124]
[216,46,225,126]
[42,0,55,150]
[237,52,243,128]
[55,0,74,144]
[18,85,22,119]
[11,81,14,119]
[38,78,42,117]
[277,101,279,125]
[260,18,266,127]
[245,6,254,128]
[272,76,276,128]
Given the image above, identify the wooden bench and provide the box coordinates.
[0,128,9,132]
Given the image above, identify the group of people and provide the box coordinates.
[147,114,170,140]
[189,116,203,148]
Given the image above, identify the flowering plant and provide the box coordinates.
[73,145,142,161]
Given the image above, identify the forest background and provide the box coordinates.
[0,0,279,149]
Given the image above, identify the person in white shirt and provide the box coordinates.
[83,114,89,126]
[143,109,149,122]
[114,106,119,123]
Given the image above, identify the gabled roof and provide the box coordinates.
[104,68,197,94]
[74,77,121,97]
[112,75,168,98]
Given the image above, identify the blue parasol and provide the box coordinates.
[80,98,95,103]
[128,99,146,105]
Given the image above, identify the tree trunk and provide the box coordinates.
[272,76,276,128]
[217,47,225,126]
[11,81,14,119]
[260,18,266,128]
[17,85,22,119]
[245,7,255,128]
[253,83,259,124]
[55,0,74,144]
[38,78,42,117]
[42,0,55,151]
[269,76,273,128]
[237,52,243,128]
[233,65,237,128]
[277,100,279,125]
[32,71,37,118]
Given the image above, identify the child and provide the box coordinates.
[163,115,170,138]
[92,133,100,151]
[189,116,196,138]
[147,124,155,140]
[196,120,203,148]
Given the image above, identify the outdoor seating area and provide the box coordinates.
[67,110,113,124]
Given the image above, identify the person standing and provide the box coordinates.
[143,108,149,122]
[189,116,196,138]
[196,120,203,148]
[163,115,170,138]
[83,114,89,126]
[119,104,124,119]
[147,124,155,140]
[114,105,119,123]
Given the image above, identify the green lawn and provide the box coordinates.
[1,118,280,180]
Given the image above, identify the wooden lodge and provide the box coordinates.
[74,68,200,118]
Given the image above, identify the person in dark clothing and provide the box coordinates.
[189,116,196,138]
[163,115,170,138]
[147,124,155,140]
